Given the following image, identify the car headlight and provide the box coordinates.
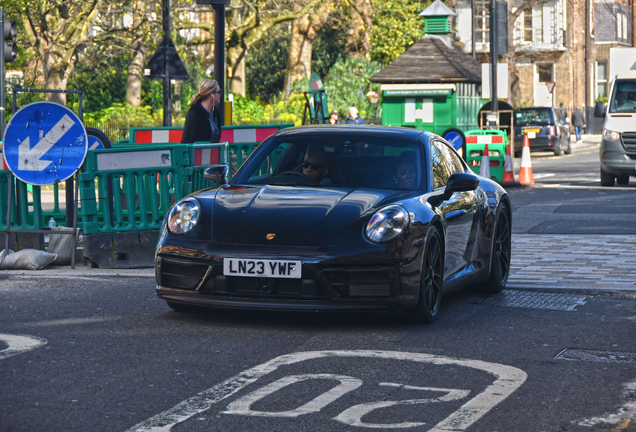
[168,198,200,235]
[365,205,410,243]
[603,129,620,141]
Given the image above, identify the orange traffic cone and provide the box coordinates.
[518,134,535,185]
[502,140,516,183]
[479,143,491,178]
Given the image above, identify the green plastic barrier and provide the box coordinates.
[464,130,507,182]
[79,145,190,235]
[184,142,229,195]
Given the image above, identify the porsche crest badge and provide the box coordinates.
[266,233,276,240]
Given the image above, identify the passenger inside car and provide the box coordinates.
[394,152,417,190]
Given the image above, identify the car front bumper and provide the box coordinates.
[155,243,423,312]
[600,137,636,176]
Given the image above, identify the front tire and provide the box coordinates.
[407,227,444,324]
[482,205,511,293]
[600,168,615,187]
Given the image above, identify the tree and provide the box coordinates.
[369,0,428,67]
[345,0,373,58]
[19,1,102,105]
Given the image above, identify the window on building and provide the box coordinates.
[537,63,553,83]
[475,1,490,44]
[597,61,608,99]
[618,12,623,41]
[623,14,628,40]
[524,12,533,42]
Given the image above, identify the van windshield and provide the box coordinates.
[609,80,636,113]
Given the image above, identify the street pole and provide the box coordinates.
[471,0,476,59]
[213,3,225,123]
[162,0,172,126]
[0,7,5,139]
[490,0,498,114]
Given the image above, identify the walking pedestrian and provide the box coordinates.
[571,104,586,145]
[181,79,222,144]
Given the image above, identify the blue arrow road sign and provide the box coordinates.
[2,102,88,185]
[444,131,463,150]
[88,135,105,150]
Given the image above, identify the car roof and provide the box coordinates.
[272,124,431,141]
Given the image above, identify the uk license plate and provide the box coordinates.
[525,128,541,133]
[223,258,302,279]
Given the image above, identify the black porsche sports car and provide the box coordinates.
[155,125,511,323]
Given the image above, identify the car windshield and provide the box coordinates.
[515,108,552,126]
[609,80,636,113]
[232,134,423,190]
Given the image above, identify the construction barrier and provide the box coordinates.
[116,124,293,146]
[464,130,507,182]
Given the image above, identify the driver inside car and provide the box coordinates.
[302,144,332,184]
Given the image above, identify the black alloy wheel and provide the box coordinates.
[407,227,444,324]
[483,206,511,293]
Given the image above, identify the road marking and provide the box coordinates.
[532,173,556,179]
[126,350,527,432]
[24,316,121,327]
[0,334,47,360]
[18,114,76,171]
[538,184,635,190]
[223,374,362,417]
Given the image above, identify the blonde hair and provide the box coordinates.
[190,79,219,106]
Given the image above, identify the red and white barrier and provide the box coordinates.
[134,129,183,144]
[193,147,221,166]
[466,135,504,145]
[132,127,280,145]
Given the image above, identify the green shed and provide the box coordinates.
[369,0,484,154]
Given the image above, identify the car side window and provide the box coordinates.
[431,141,452,189]
[439,141,465,174]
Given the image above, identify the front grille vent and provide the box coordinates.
[621,132,636,151]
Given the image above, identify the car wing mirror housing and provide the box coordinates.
[441,172,480,202]
[594,101,606,118]
[204,164,229,185]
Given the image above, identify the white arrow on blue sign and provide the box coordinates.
[2,102,88,186]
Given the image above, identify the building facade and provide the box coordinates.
[455,0,635,120]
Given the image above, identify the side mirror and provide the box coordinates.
[204,164,229,185]
[429,172,480,206]
[565,117,570,124]
[594,101,606,118]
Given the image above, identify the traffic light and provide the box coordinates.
[3,19,16,63]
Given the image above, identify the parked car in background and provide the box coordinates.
[514,107,571,156]
[154,126,512,324]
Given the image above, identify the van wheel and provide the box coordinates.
[600,168,615,187]
[617,175,630,186]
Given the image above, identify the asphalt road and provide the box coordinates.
[1,135,635,432]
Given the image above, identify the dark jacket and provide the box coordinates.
[571,109,586,127]
[345,116,366,125]
[181,100,222,143]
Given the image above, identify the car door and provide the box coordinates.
[430,140,478,281]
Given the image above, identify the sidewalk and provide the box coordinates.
[1,234,635,295]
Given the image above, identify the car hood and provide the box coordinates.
[208,185,404,246]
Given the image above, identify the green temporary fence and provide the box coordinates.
[79,144,191,235]
[184,143,230,195]
[0,149,71,231]
[464,130,507,182]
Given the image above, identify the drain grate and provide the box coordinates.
[471,290,588,311]
[555,349,636,365]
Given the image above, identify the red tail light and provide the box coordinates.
[549,126,555,136]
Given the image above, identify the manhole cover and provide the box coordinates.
[555,349,636,365]
[471,290,588,311]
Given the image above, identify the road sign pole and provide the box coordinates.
[213,3,226,124]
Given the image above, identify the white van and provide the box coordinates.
[595,47,636,186]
